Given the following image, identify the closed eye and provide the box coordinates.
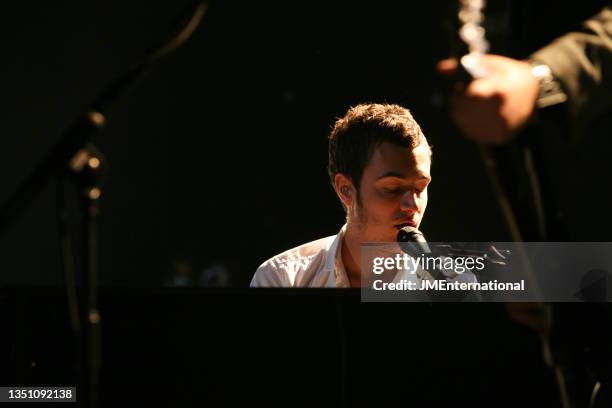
[384,188,403,196]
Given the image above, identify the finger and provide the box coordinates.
[465,79,498,99]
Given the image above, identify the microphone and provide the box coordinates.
[396,226,453,280]
[397,226,432,255]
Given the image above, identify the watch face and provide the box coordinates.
[531,63,567,109]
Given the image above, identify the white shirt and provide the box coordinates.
[250,226,350,287]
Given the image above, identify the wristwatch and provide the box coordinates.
[529,62,568,109]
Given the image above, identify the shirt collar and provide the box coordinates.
[324,224,350,287]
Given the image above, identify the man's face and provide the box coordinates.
[351,142,431,242]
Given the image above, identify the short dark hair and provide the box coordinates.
[327,103,430,195]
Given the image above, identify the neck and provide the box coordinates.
[342,222,362,287]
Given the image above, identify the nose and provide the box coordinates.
[400,191,420,213]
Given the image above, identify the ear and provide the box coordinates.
[334,173,354,207]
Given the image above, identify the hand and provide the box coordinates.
[437,55,540,145]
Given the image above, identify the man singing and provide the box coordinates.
[251,103,432,287]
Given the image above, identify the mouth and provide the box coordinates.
[394,220,417,230]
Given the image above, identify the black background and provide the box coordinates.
[0,0,608,287]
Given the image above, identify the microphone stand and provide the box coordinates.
[0,3,208,407]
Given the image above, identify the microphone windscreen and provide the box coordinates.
[397,226,425,243]
[397,226,432,255]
